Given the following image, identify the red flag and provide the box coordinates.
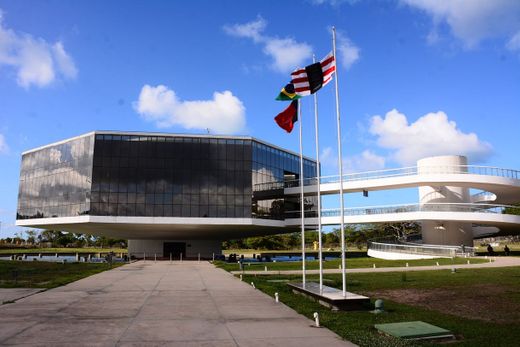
[274,100,298,133]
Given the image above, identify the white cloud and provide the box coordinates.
[335,31,360,69]
[134,84,246,134]
[401,0,520,49]
[224,17,312,73]
[310,0,360,6]
[507,31,520,51]
[320,146,385,173]
[369,109,492,165]
[344,150,386,173]
[0,133,8,154]
[0,10,77,88]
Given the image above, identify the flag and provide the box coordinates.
[291,52,335,96]
[274,100,298,133]
[276,83,302,101]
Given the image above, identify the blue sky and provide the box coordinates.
[1,0,519,236]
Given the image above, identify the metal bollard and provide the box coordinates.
[275,292,279,303]
[180,253,183,262]
[154,254,157,262]
[313,312,320,327]
[212,253,215,261]
[198,253,200,262]
[251,282,255,289]
[170,253,172,264]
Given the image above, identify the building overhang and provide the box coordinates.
[16,216,293,240]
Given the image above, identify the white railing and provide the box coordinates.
[254,164,520,192]
[284,203,520,219]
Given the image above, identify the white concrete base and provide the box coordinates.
[128,239,221,259]
[368,249,441,260]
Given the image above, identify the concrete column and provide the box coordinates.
[417,155,473,246]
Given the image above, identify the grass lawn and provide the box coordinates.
[0,260,123,288]
[215,256,488,272]
[0,247,127,254]
[239,267,520,346]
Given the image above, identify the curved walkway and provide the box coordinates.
[231,256,520,276]
[0,261,355,347]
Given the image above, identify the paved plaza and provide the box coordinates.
[0,261,356,346]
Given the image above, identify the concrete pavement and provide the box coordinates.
[230,256,520,276]
[0,261,356,346]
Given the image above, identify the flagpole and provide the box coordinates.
[298,99,306,288]
[312,54,323,294]
[332,26,347,298]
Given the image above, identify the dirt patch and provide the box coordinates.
[367,284,520,323]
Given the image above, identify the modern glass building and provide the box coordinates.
[16,131,316,258]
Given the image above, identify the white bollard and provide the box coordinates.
[212,253,215,261]
[38,253,42,258]
[406,263,409,267]
[467,260,470,264]
[55,253,59,258]
[436,262,439,266]
[338,264,341,269]
[180,253,183,262]
[239,274,243,281]
[373,264,376,268]
[198,253,201,262]
[154,254,157,262]
[251,282,255,289]
[313,312,320,327]
[489,258,493,263]
[76,253,80,262]
[265,266,268,272]
[275,292,279,303]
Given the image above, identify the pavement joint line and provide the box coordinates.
[1,288,46,305]
[114,261,171,345]
[197,266,240,347]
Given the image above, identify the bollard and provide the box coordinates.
[239,274,243,281]
[154,254,157,262]
[436,262,439,266]
[88,254,92,262]
[198,253,201,262]
[264,266,268,272]
[313,312,320,327]
[373,264,376,269]
[489,258,493,263]
[180,253,183,262]
[212,253,215,261]
[56,253,59,258]
[406,262,409,267]
[23,254,27,259]
[451,267,457,274]
[467,260,470,265]
[338,264,341,269]
[275,292,279,303]
[170,253,172,264]
[38,253,42,258]
[76,253,80,262]
[144,252,146,262]
[251,282,255,289]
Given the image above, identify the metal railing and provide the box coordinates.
[253,164,520,192]
[284,203,520,219]
[367,234,476,257]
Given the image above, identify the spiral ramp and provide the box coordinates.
[265,155,520,259]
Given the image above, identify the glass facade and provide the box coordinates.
[17,132,317,221]
[90,134,253,218]
[17,134,95,219]
[251,141,317,219]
